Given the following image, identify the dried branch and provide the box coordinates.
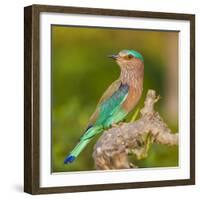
[92,90,178,170]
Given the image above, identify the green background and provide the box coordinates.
[52,26,178,172]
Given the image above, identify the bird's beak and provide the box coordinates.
[108,54,118,60]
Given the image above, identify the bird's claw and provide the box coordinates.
[111,123,120,128]
[111,122,124,128]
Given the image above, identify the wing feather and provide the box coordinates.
[97,79,121,105]
[86,79,129,127]
[86,79,121,127]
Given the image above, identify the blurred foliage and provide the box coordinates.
[52,26,178,172]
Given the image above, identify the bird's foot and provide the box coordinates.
[111,123,119,128]
[111,122,124,128]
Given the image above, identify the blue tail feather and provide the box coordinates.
[64,126,102,164]
[64,155,76,164]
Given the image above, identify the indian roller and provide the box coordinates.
[64,49,144,164]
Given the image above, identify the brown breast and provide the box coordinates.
[122,84,142,112]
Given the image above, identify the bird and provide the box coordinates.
[64,49,144,164]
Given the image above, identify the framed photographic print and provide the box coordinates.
[24,4,195,194]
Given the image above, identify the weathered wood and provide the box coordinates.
[93,90,178,170]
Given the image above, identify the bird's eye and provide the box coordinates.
[127,54,133,59]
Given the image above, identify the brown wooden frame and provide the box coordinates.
[24,4,195,194]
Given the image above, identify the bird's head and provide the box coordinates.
[108,49,144,70]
